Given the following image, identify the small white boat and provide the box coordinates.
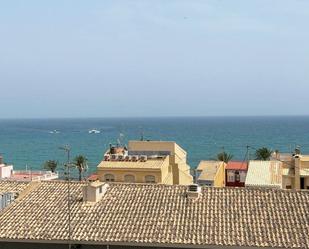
[88,129,101,134]
[49,130,60,134]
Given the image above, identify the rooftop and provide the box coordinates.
[226,161,248,171]
[197,161,223,181]
[98,157,167,170]
[0,180,308,248]
[245,161,282,188]
[0,181,29,195]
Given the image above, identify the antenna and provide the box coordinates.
[59,145,72,249]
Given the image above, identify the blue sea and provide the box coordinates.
[0,116,309,176]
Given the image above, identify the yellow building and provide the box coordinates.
[275,152,309,189]
[97,140,193,185]
[196,161,225,187]
[245,152,309,190]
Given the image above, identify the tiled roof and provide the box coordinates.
[97,158,166,169]
[0,181,309,248]
[226,161,248,170]
[0,181,29,194]
[245,161,282,188]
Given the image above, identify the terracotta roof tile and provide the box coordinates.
[0,181,308,248]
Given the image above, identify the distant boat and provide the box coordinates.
[88,129,101,134]
[49,130,60,134]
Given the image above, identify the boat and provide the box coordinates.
[49,130,60,134]
[88,129,101,134]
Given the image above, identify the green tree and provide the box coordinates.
[73,155,88,181]
[255,147,272,160]
[217,152,233,163]
[43,160,58,173]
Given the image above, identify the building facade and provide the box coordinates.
[97,141,193,185]
[196,161,225,187]
[225,161,247,187]
[273,152,309,189]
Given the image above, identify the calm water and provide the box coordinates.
[0,116,309,176]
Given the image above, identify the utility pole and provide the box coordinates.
[59,145,72,249]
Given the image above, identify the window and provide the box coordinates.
[235,171,240,182]
[124,174,135,183]
[227,171,235,182]
[145,175,156,183]
[104,174,115,182]
[240,172,247,182]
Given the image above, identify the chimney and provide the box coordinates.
[293,155,301,190]
[83,182,108,203]
[186,184,201,199]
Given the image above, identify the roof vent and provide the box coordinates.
[140,155,147,162]
[187,184,201,199]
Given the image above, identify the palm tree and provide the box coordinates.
[73,155,88,181]
[217,152,233,163]
[255,147,272,160]
[43,160,58,173]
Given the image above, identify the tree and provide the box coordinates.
[255,147,272,160]
[217,152,233,163]
[73,155,88,181]
[43,160,58,173]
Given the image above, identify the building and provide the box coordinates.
[97,140,193,185]
[0,180,308,249]
[273,151,309,189]
[225,161,248,187]
[0,156,58,181]
[0,156,13,179]
[196,160,225,187]
[245,160,282,188]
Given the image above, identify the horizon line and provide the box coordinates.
[1,114,309,120]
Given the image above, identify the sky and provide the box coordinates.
[0,0,308,118]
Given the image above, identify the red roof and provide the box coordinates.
[87,173,98,181]
[226,161,248,170]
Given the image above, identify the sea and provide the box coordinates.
[0,116,309,177]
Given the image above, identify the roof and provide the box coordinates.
[97,158,167,170]
[245,161,282,188]
[226,161,248,171]
[197,161,222,181]
[197,160,222,171]
[0,181,309,248]
[0,181,29,194]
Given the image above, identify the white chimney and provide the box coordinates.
[83,182,108,203]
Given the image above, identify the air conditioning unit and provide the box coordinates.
[140,155,147,162]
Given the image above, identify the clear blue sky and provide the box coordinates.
[0,0,308,118]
